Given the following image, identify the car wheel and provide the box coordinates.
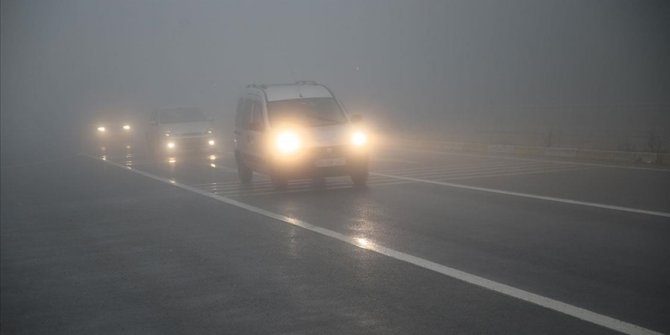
[236,154,253,183]
[350,168,368,188]
[312,175,326,188]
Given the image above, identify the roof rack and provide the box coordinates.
[246,81,320,89]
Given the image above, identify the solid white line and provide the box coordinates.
[372,172,670,218]
[379,163,586,181]
[392,147,670,173]
[86,153,663,335]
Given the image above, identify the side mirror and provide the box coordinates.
[351,114,363,123]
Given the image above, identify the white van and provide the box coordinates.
[234,81,369,189]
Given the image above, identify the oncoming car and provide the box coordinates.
[90,111,136,150]
[146,107,216,155]
[234,81,370,189]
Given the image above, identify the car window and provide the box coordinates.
[251,100,265,131]
[235,98,249,129]
[267,98,346,127]
[159,108,206,124]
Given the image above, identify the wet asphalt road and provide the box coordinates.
[2,143,669,334]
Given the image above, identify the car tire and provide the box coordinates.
[236,153,253,184]
[350,168,368,187]
[312,175,326,188]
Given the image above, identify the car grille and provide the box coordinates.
[310,145,348,158]
[179,137,208,146]
[181,132,205,136]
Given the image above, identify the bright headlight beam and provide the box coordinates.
[122,124,131,131]
[167,142,175,149]
[208,140,215,146]
[351,131,367,146]
[276,131,300,154]
[97,126,106,132]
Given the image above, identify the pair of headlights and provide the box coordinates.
[165,139,215,150]
[97,124,131,132]
[275,130,367,154]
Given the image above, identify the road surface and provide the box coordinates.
[2,143,669,334]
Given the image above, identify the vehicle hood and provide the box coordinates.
[303,124,353,147]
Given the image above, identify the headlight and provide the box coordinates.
[207,129,213,134]
[167,142,175,149]
[97,126,106,133]
[122,124,131,131]
[351,131,367,146]
[208,140,215,146]
[276,131,301,154]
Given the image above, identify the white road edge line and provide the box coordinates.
[391,147,670,173]
[86,154,664,335]
[372,172,670,218]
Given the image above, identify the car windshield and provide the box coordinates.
[268,98,346,127]
[159,108,206,123]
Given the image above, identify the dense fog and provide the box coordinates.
[2,0,669,164]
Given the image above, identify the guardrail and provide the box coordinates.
[391,138,669,166]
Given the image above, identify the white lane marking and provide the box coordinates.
[439,166,589,182]
[379,163,586,181]
[372,156,419,164]
[199,173,408,198]
[391,147,670,173]
[374,162,538,176]
[373,172,670,218]
[87,153,663,335]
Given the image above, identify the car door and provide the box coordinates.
[245,97,267,169]
[234,98,251,156]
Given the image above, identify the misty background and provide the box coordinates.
[2,0,669,165]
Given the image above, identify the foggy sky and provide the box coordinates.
[2,0,669,162]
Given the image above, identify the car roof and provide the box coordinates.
[247,82,334,102]
[156,107,201,115]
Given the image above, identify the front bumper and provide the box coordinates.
[270,145,368,177]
